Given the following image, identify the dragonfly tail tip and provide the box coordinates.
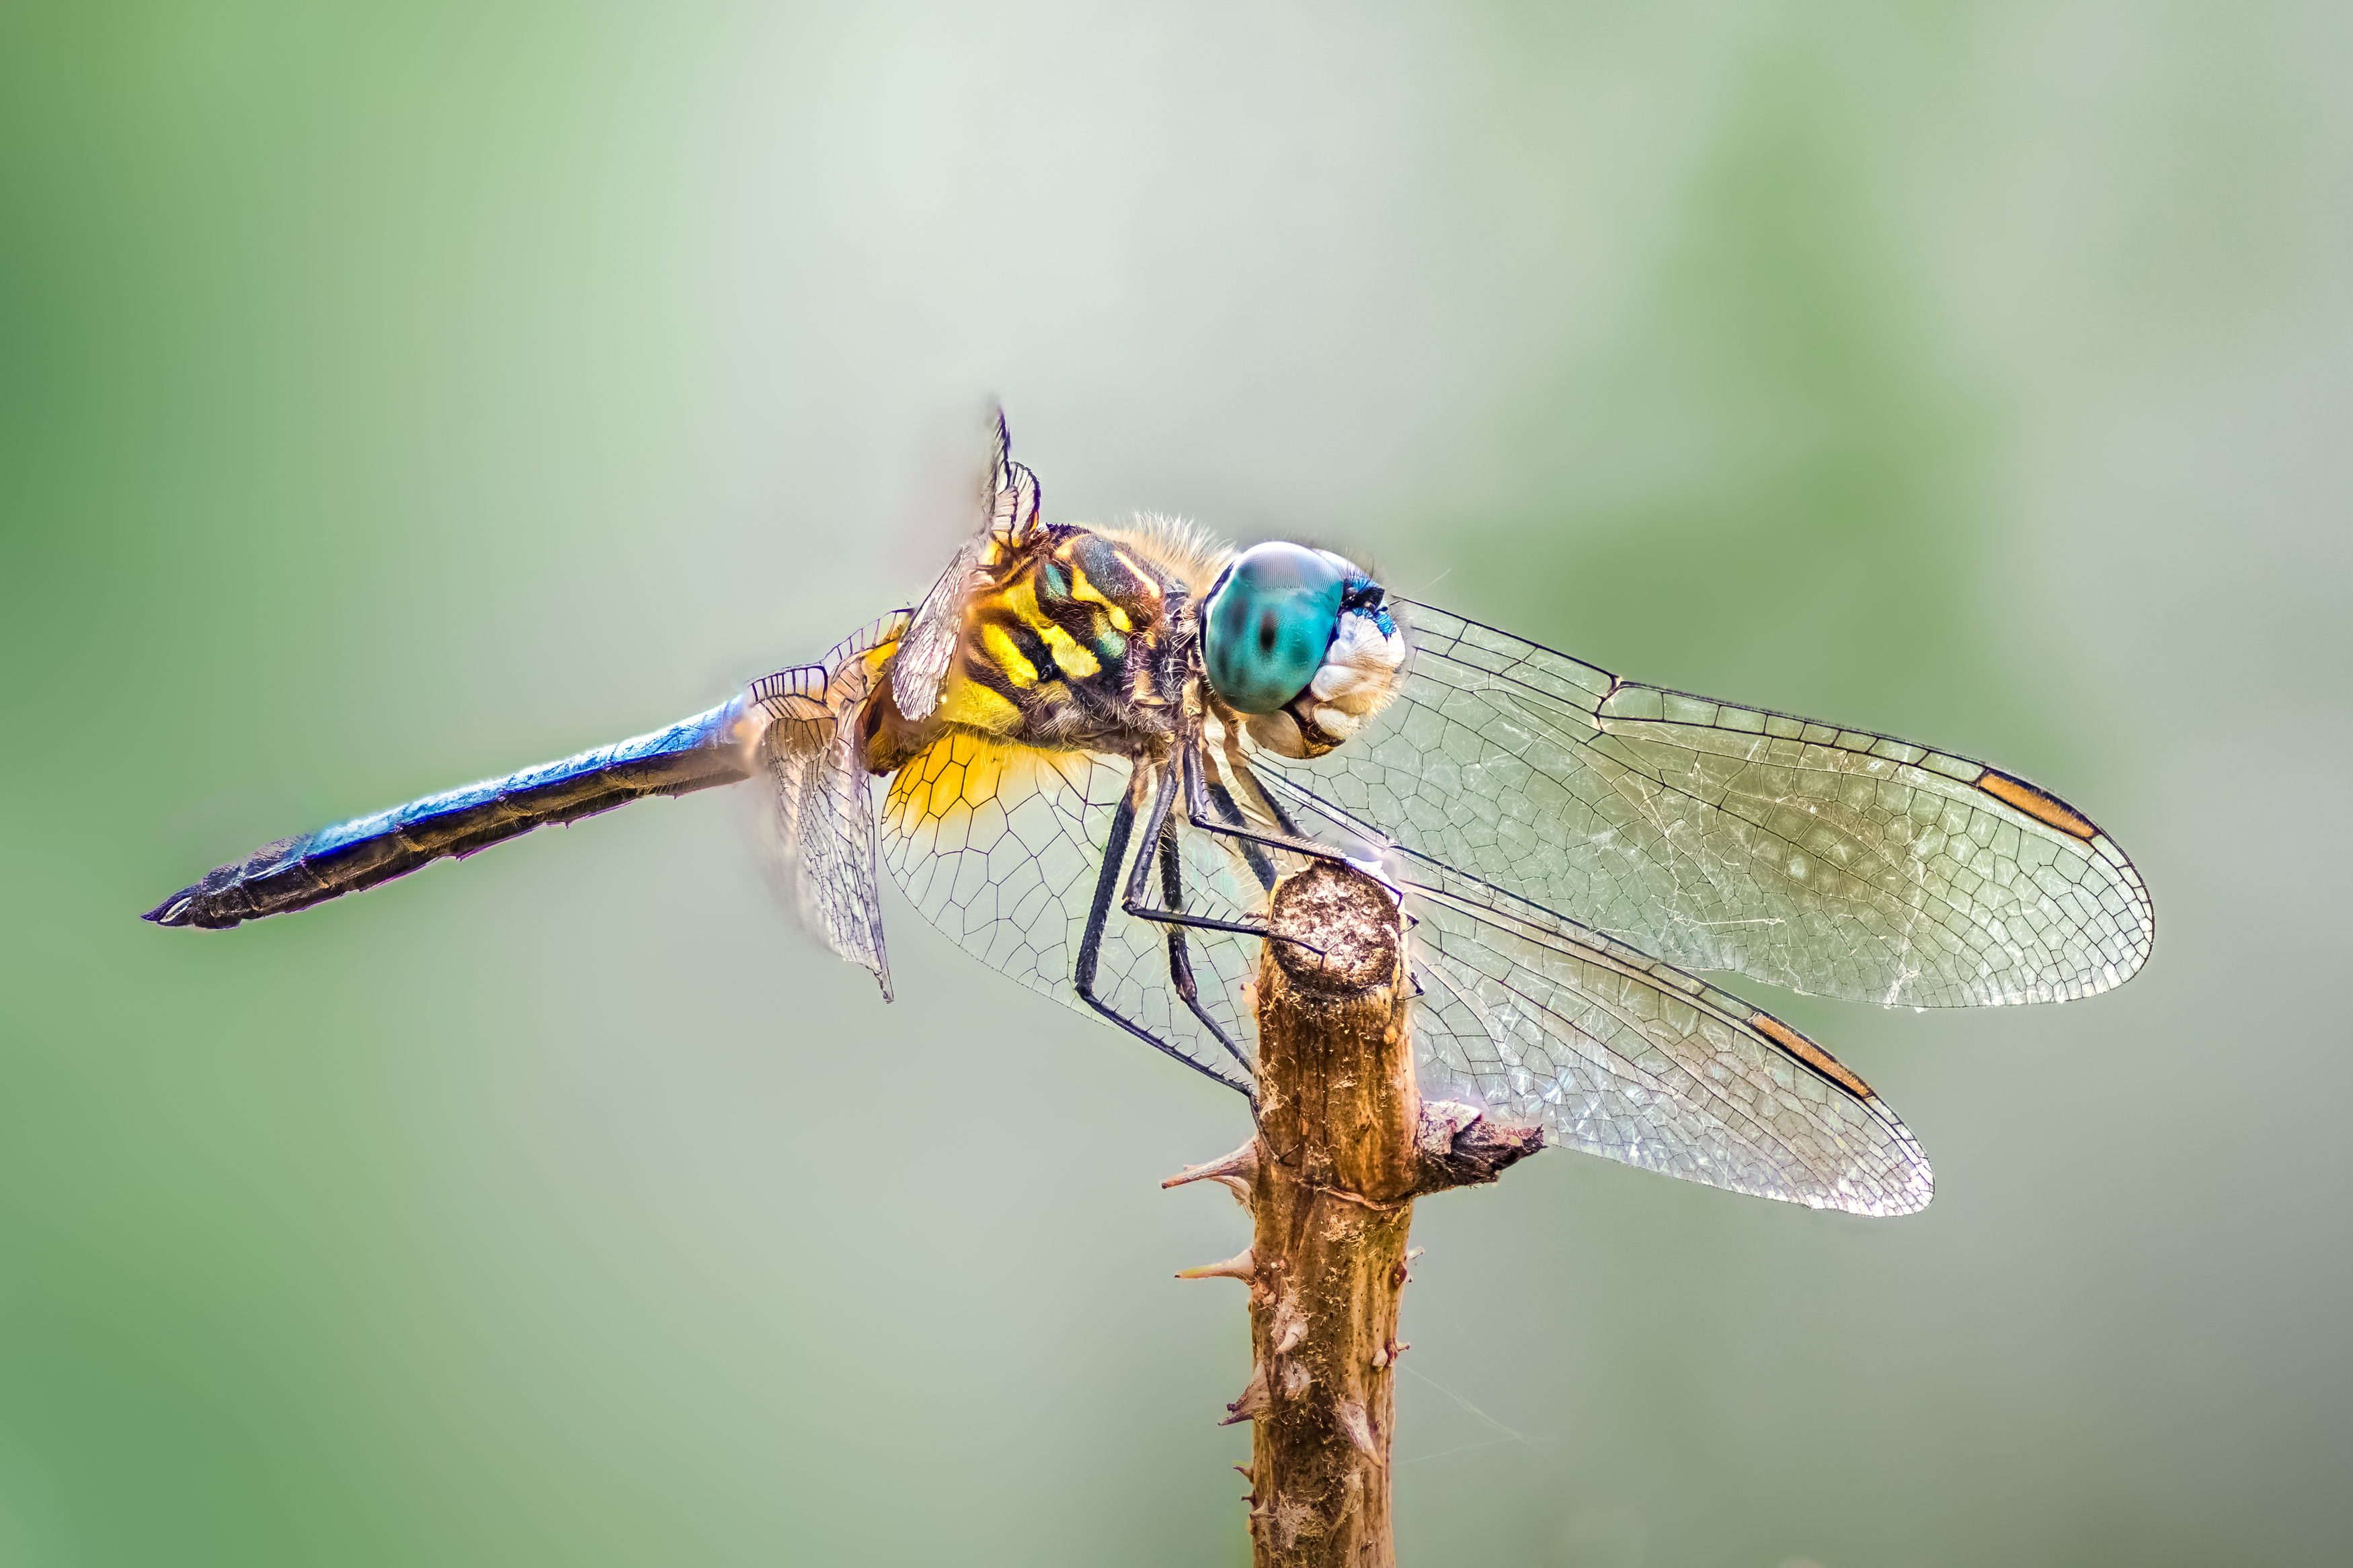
[141,890,198,927]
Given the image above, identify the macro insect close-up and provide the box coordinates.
[148,410,2153,1218]
[13,6,2345,1564]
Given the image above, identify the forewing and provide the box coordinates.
[877,734,1258,1095]
[748,617,906,997]
[892,405,1043,720]
[1273,602,2153,1009]
[891,532,989,723]
[1399,851,1933,1215]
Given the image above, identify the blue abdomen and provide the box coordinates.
[147,701,751,929]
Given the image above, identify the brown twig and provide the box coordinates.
[1168,862,1540,1565]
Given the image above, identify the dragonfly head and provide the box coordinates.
[1201,541,1407,758]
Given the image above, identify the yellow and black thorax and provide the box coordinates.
[862,524,1189,771]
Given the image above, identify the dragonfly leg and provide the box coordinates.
[1074,763,1257,1101]
[1181,745,1364,873]
[1230,754,1312,841]
[1188,752,1276,892]
[1123,755,1320,952]
[1155,817,1255,1075]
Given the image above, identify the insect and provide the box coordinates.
[147,410,2152,1215]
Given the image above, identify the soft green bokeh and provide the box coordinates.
[5,3,2348,1564]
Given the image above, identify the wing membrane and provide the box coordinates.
[1244,770,1931,1213]
[748,616,907,997]
[1398,848,1931,1214]
[1277,603,2153,1009]
[893,405,1042,720]
[878,735,1260,1095]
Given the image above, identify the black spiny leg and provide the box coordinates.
[1242,755,1313,841]
[1154,817,1254,1075]
[1182,747,1361,876]
[1203,770,1277,893]
[1119,755,1315,950]
[1074,761,1256,1099]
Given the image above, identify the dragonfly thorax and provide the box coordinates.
[862,525,1410,774]
[860,523,1189,774]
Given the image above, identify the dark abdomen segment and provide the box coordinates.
[145,700,752,930]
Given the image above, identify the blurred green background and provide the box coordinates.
[4,3,2348,1564]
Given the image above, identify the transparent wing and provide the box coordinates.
[877,722,1929,1210]
[1270,602,2153,1009]
[892,532,990,723]
[877,733,1259,1095]
[1396,848,1931,1214]
[892,404,1042,720]
[1209,749,1927,1212]
[748,616,908,997]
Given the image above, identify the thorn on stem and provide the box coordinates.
[1220,1362,1269,1426]
[1337,1400,1382,1463]
[1271,1296,1307,1358]
[1176,1245,1257,1283]
[1162,1139,1261,1204]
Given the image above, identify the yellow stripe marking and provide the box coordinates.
[995,577,1045,628]
[1748,1012,1876,1102]
[1037,621,1101,679]
[1107,548,1161,597]
[1973,768,2098,840]
[1066,564,1133,633]
[933,674,1023,734]
[980,622,1039,687]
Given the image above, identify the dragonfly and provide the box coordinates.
[147,410,2153,1216]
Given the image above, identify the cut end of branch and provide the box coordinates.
[1267,863,1400,996]
[1414,1100,1544,1194]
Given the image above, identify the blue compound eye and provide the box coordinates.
[1202,542,1345,714]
